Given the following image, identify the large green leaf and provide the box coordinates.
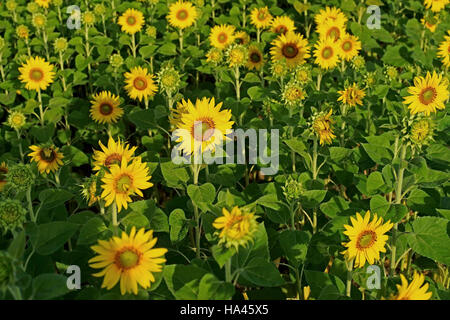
[32,222,79,255]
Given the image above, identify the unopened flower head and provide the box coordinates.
[94,4,106,16]
[282,81,306,107]
[7,111,26,130]
[146,26,157,38]
[409,118,434,147]
[351,55,365,70]
[54,37,68,52]
[80,175,101,207]
[0,199,27,231]
[109,54,124,69]
[6,0,17,11]
[6,163,34,192]
[16,25,30,40]
[206,47,223,65]
[83,11,96,26]
[282,176,305,202]
[294,65,311,84]
[27,2,39,13]
[157,65,181,96]
[0,252,14,290]
[385,66,398,81]
[271,60,288,79]
[32,13,47,29]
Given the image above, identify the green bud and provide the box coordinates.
[0,199,27,232]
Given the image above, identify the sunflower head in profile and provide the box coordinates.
[314,6,348,27]
[0,162,8,192]
[90,91,123,125]
[209,24,236,50]
[124,66,158,102]
[314,37,340,70]
[437,31,450,68]
[173,97,234,156]
[80,175,100,207]
[424,0,448,12]
[89,227,167,295]
[18,56,55,91]
[390,272,432,300]
[28,144,64,174]
[118,8,145,34]
[213,206,259,250]
[317,19,346,42]
[341,210,393,268]
[421,15,439,32]
[92,137,137,172]
[101,157,153,212]
[271,16,296,35]
[34,0,51,9]
[338,83,366,107]
[250,6,273,29]
[270,32,310,68]
[246,45,264,70]
[206,47,223,65]
[338,34,361,61]
[167,0,198,29]
[403,71,449,116]
[234,31,250,45]
[311,109,336,145]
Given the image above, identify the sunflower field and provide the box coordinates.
[0,0,449,302]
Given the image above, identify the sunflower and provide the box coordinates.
[234,31,250,45]
[317,20,345,42]
[118,8,145,34]
[312,109,336,145]
[124,66,158,102]
[282,82,306,107]
[0,162,8,192]
[90,91,123,125]
[213,206,259,250]
[101,158,153,212]
[167,1,198,29]
[28,145,64,174]
[174,97,234,156]
[403,71,449,115]
[89,227,167,295]
[250,6,273,29]
[92,137,137,172]
[314,6,348,27]
[437,31,450,68]
[270,32,310,68]
[341,211,393,268]
[390,272,433,300]
[35,0,51,8]
[18,56,55,91]
[338,34,361,61]
[246,45,264,70]
[423,0,449,12]
[314,37,340,70]
[410,118,434,146]
[209,24,236,50]
[338,83,366,107]
[421,16,439,32]
[170,98,191,128]
[271,16,296,35]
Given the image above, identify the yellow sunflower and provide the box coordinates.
[314,37,340,70]
[250,6,273,29]
[317,20,346,42]
[437,31,450,68]
[338,34,361,61]
[338,83,366,107]
[341,211,393,268]
[403,71,449,115]
[312,109,336,145]
[209,24,236,50]
[234,31,250,45]
[35,0,51,8]
[390,272,433,300]
[174,97,234,156]
[101,158,153,212]
[124,66,158,102]
[92,137,137,172]
[89,227,167,295]
[421,16,439,32]
[270,32,310,68]
[118,8,145,34]
[315,6,347,30]
[212,206,259,250]
[28,145,64,174]
[18,56,55,91]
[246,45,264,70]
[90,91,123,124]
[271,16,296,35]
[423,0,449,12]
[0,162,8,192]
[167,1,198,29]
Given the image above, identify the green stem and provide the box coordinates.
[26,187,35,222]
[192,163,202,259]
[37,89,44,126]
[346,259,354,297]
[225,258,232,283]
[312,136,318,179]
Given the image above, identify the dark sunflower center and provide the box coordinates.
[30,68,44,81]
[275,25,287,34]
[282,43,299,59]
[192,118,215,141]
[356,230,377,249]
[419,87,437,105]
[127,16,137,26]
[322,47,333,59]
[39,148,56,162]
[116,174,133,193]
[250,52,261,63]
[133,77,148,91]
[104,153,122,167]
[342,41,352,52]
[115,247,141,269]
[99,103,113,115]
[218,32,227,43]
[176,9,188,20]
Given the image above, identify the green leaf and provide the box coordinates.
[362,143,392,165]
[381,45,410,67]
[8,229,26,260]
[366,171,385,195]
[158,43,177,55]
[32,222,79,255]
[187,183,216,211]
[32,274,69,300]
[129,200,169,233]
[240,257,284,287]
[169,209,189,243]
[198,273,235,300]
[329,147,353,163]
[62,145,89,166]
[300,190,327,208]
[320,196,350,218]
[278,230,310,267]
[39,189,74,210]
[242,73,261,83]
[304,270,346,298]
[163,264,209,299]
[121,212,150,229]
[128,108,156,129]
[211,245,236,268]
[247,86,265,101]
[77,217,110,245]
[160,160,189,189]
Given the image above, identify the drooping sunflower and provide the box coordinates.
[89,227,167,295]
[271,16,296,35]
[390,272,433,300]
[250,6,273,29]
[213,206,259,250]
[118,8,145,34]
[341,211,393,268]
[403,71,449,115]
[312,109,336,145]
[314,37,340,70]
[124,66,158,102]
[410,118,434,146]
[92,137,137,172]
[338,83,366,107]
[317,20,346,42]
[437,31,450,68]
[18,56,55,91]
[421,16,439,32]
[90,91,123,124]
[0,162,8,192]
[338,34,361,61]
[246,45,264,70]
[101,158,153,212]
[28,145,64,174]
[35,0,51,8]
[209,24,236,50]
[423,0,449,12]
[174,97,234,156]
[314,6,348,27]
[270,32,310,68]
[167,1,198,29]
[234,31,250,45]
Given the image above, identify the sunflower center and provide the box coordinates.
[356,230,377,249]
[218,32,228,44]
[258,11,267,21]
[322,47,333,59]
[282,43,299,59]
[419,87,437,105]
[192,117,216,141]
[126,16,137,26]
[115,248,141,269]
[133,77,148,91]
[342,40,352,52]
[39,148,56,162]
[99,103,113,115]
[115,174,133,193]
[327,27,340,40]
[12,115,24,125]
[275,25,287,34]
[104,153,122,167]
[176,9,188,21]
[29,68,44,81]
[250,52,261,63]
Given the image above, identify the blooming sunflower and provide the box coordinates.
[226,44,248,68]
[437,31,450,68]
[209,24,236,50]
[314,6,348,27]
[212,206,259,250]
[312,109,336,145]
[338,83,366,107]
[174,97,234,156]
[35,0,51,8]
[92,137,137,172]
[28,145,64,174]
[18,56,55,91]
[234,31,250,45]
[317,20,346,42]
[314,37,340,70]
[0,162,7,192]
[341,211,393,268]
[403,71,449,115]
[118,9,145,34]
[282,82,306,107]
[246,45,264,70]
[390,272,433,300]
[271,16,296,35]
[89,227,167,295]
[250,7,273,29]
[338,34,361,61]
[270,32,310,68]
[90,91,123,125]
[167,1,198,29]
[124,66,158,102]
[101,158,153,212]
[423,0,449,12]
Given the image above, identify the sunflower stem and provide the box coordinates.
[346,259,354,297]
[225,258,232,283]
[112,201,119,235]
[312,136,318,180]
[37,89,45,126]
[316,72,322,91]
[192,163,202,259]
[26,186,35,223]
[131,33,137,58]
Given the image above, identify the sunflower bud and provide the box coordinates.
[6,0,17,11]
[271,60,288,79]
[83,11,96,27]
[7,111,26,130]
[80,176,101,207]
[32,13,47,29]
[157,65,181,96]
[351,55,365,70]
[409,118,434,147]
[282,81,306,107]
[27,2,39,13]
[53,0,63,6]
[109,54,124,69]
[6,164,34,192]
[146,26,157,38]
[54,37,68,52]
[226,44,248,68]
[0,199,27,232]
[16,25,29,40]
[206,48,223,65]
[282,176,305,202]
[0,252,14,290]
[94,4,106,16]
[294,65,311,85]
